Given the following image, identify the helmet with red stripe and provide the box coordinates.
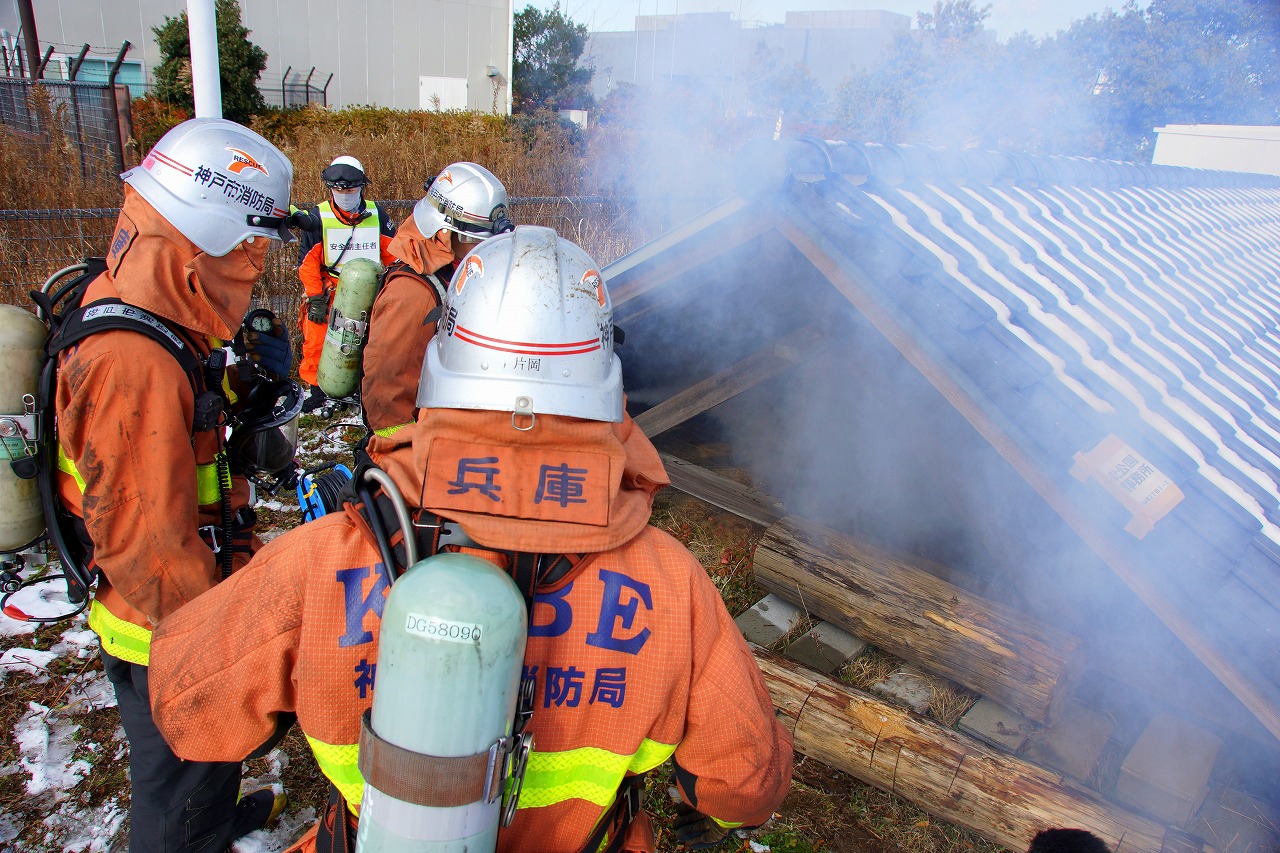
[122,118,294,256]
[418,225,622,423]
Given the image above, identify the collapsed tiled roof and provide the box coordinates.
[607,138,1280,744]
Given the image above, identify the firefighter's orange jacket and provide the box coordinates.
[55,186,260,658]
[361,214,456,462]
[295,201,395,386]
[150,406,794,852]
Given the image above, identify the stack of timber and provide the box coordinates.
[747,515,1189,853]
[752,516,1085,725]
[756,649,1171,853]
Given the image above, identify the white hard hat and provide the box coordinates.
[323,155,367,188]
[413,162,512,242]
[122,117,294,257]
[330,155,364,172]
[418,225,623,423]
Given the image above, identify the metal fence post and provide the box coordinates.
[105,41,131,174]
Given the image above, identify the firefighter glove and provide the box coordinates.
[306,293,330,325]
[289,208,319,231]
[672,804,732,850]
[244,315,293,381]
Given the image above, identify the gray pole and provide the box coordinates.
[16,0,40,79]
[106,41,132,173]
[68,44,89,81]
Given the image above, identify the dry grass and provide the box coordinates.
[0,103,666,301]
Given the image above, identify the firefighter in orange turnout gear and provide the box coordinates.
[361,162,512,464]
[149,226,794,852]
[56,118,294,852]
[293,155,396,411]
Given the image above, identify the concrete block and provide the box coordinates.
[734,594,803,646]
[1021,701,1114,783]
[1189,786,1280,853]
[958,697,1036,753]
[1116,713,1220,826]
[870,666,933,714]
[783,622,867,674]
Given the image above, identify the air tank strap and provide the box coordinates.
[357,709,521,808]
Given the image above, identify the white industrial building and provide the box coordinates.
[585,9,910,113]
[1,0,513,113]
[1152,124,1280,177]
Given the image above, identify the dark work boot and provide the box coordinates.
[230,787,288,841]
[301,386,326,414]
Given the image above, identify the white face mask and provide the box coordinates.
[332,189,362,212]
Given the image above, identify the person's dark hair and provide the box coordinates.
[1028,829,1110,853]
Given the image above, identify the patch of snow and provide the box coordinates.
[15,701,92,800]
[42,798,126,853]
[1,647,58,677]
[51,626,98,660]
[61,669,117,714]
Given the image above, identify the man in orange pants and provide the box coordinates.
[149,226,794,852]
[361,161,512,462]
[292,155,396,412]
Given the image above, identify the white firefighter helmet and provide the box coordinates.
[122,117,294,257]
[413,162,512,243]
[418,225,623,423]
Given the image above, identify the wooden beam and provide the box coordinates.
[755,648,1172,853]
[754,516,1084,724]
[657,452,784,527]
[606,197,770,307]
[634,322,826,437]
[777,217,1280,743]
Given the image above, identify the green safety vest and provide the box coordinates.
[320,202,383,271]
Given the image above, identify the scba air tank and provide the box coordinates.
[0,305,47,552]
[356,552,529,853]
[317,257,382,399]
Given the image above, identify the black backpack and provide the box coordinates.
[12,258,225,611]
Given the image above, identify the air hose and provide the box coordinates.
[297,463,353,523]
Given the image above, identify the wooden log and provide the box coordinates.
[753,516,1084,724]
[754,648,1172,853]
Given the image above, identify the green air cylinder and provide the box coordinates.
[317,257,382,399]
[0,305,47,552]
[356,552,528,853]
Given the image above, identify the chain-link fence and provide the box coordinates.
[0,77,129,176]
[271,68,331,109]
[0,198,647,322]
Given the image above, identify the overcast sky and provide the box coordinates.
[529,0,1140,42]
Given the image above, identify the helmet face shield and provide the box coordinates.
[228,379,304,482]
[418,226,623,423]
[122,118,294,256]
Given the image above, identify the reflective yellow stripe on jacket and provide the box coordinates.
[88,599,151,666]
[305,736,677,817]
[307,736,365,808]
[59,445,228,506]
[518,740,675,810]
[373,422,412,439]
